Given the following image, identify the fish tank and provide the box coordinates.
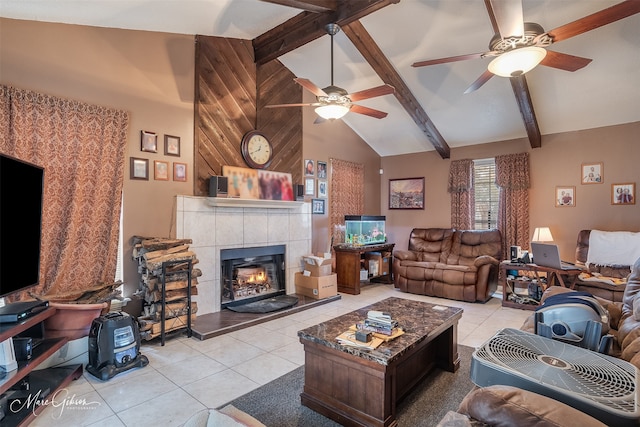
[344,215,386,246]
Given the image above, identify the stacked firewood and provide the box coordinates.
[132,236,200,340]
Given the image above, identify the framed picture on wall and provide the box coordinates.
[317,161,327,179]
[140,130,158,153]
[555,186,575,207]
[581,162,603,184]
[611,182,635,205]
[130,157,149,180]
[305,177,315,196]
[318,180,327,198]
[173,162,187,182]
[304,159,315,176]
[154,160,169,180]
[164,134,181,157]
[312,198,325,215]
[389,177,425,209]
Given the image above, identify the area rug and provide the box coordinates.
[227,344,476,426]
[226,295,299,314]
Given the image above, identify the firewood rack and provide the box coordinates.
[159,259,192,346]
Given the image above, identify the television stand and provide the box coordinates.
[0,307,82,426]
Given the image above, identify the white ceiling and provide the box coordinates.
[2,0,639,157]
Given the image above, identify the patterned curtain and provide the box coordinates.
[0,85,129,299]
[329,158,364,247]
[495,152,530,259]
[448,159,474,230]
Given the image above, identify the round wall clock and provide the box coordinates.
[241,130,273,169]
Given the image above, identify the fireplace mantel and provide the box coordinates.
[206,197,306,209]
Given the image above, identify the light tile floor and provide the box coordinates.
[31,284,532,427]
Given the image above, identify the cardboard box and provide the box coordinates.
[295,272,337,299]
[303,254,333,277]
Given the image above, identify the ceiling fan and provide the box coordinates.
[265,23,395,121]
[412,0,640,94]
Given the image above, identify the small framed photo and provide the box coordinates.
[173,162,187,182]
[312,198,325,215]
[304,159,315,176]
[141,130,158,153]
[612,182,635,205]
[555,186,575,207]
[389,177,425,209]
[154,160,169,180]
[305,177,315,196]
[581,162,603,184]
[164,134,181,157]
[130,157,149,180]
[317,161,327,179]
[318,179,328,198]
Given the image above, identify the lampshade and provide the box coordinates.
[532,227,554,242]
[488,46,547,77]
[315,104,350,120]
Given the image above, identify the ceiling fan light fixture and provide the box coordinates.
[488,46,547,77]
[315,104,350,120]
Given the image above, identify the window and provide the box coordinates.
[473,158,499,230]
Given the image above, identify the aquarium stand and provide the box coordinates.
[333,243,395,295]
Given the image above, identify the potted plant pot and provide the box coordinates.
[44,302,108,340]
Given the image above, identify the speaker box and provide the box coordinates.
[295,184,305,201]
[209,176,228,197]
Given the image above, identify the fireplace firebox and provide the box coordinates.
[220,245,286,308]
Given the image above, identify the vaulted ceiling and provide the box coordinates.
[2,0,639,158]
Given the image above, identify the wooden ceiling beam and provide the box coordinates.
[253,0,399,65]
[510,75,541,149]
[342,20,450,159]
[260,0,339,14]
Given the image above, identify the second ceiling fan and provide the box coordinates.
[266,23,395,122]
[412,0,640,94]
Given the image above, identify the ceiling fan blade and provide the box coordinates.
[264,103,317,108]
[294,78,327,97]
[313,116,327,125]
[464,70,495,94]
[349,84,395,102]
[412,53,485,68]
[547,0,640,43]
[350,104,388,119]
[540,50,592,72]
[488,0,524,38]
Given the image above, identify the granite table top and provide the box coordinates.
[298,297,463,366]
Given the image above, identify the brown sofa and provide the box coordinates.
[393,228,502,302]
[574,229,634,302]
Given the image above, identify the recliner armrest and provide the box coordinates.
[473,255,499,268]
[393,250,417,261]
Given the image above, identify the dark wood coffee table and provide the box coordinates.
[298,297,463,427]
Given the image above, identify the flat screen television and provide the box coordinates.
[0,153,44,299]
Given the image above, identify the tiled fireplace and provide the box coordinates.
[174,196,311,316]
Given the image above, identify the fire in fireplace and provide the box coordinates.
[220,245,286,308]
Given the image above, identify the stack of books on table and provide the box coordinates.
[356,310,401,336]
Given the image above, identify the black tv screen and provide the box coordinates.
[0,154,44,298]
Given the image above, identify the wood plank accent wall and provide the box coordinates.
[194,35,303,196]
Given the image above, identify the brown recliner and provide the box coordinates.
[393,228,502,302]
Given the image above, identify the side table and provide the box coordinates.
[500,261,583,310]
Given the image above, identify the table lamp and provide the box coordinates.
[532,227,554,242]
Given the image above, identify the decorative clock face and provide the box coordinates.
[241,131,273,169]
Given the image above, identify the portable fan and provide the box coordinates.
[471,328,639,427]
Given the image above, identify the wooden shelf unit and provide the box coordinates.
[0,307,82,426]
[333,243,394,295]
